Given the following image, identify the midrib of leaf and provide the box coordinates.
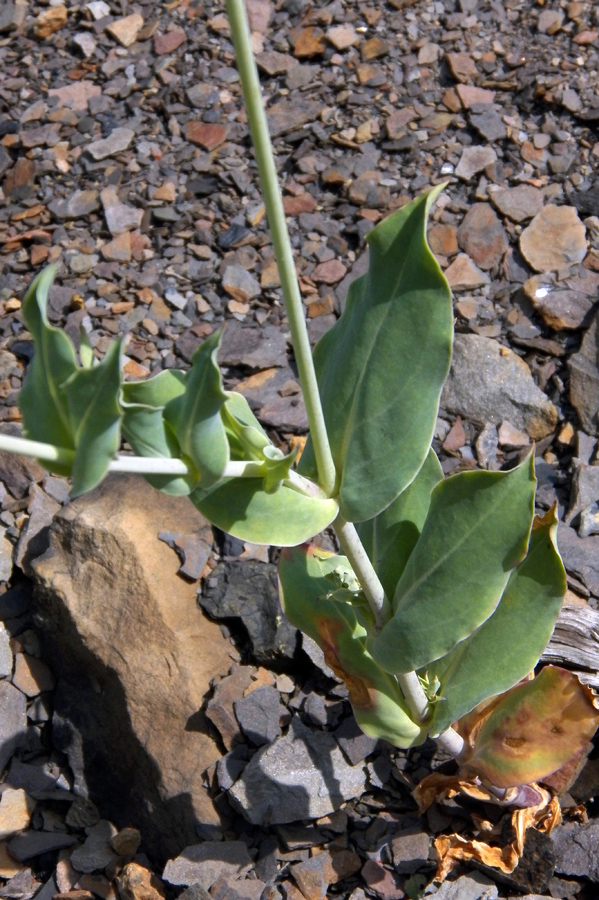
[335,245,412,469]
[72,353,119,444]
[180,348,223,454]
[394,473,528,612]
[40,330,74,443]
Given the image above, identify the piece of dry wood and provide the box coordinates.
[541,605,599,687]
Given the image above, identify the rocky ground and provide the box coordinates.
[1,0,599,897]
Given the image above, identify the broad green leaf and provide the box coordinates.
[190,480,338,546]
[279,545,426,748]
[369,455,536,675]
[298,188,453,522]
[426,506,566,736]
[121,370,195,496]
[459,666,599,788]
[171,332,229,489]
[63,338,124,496]
[222,391,269,461]
[357,449,443,600]
[20,265,78,472]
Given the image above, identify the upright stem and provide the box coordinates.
[334,515,391,628]
[226,0,337,498]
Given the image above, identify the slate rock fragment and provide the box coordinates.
[569,310,599,435]
[70,820,118,874]
[234,685,285,747]
[555,524,599,596]
[163,842,252,890]
[0,681,27,773]
[228,716,367,825]
[219,321,288,369]
[441,335,558,440]
[552,819,599,881]
[432,872,498,899]
[200,560,298,662]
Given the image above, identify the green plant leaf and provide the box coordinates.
[121,370,196,496]
[63,337,124,496]
[459,666,599,788]
[19,265,78,473]
[426,506,566,736]
[279,545,426,747]
[79,328,96,368]
[263,445,299,493]
[222,391,270,461]
[298,188,453,521]
[190,480,338,546]
[170,331,229,489]
[357,449,443,600]
[369,455,536,675]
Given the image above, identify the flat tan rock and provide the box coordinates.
[105,13,143,47]
[520,204,587,272]
[0,788,35,840]
[30,476,232,859]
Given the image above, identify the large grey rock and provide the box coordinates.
[441,334,558,440]
[0,681,26,772]
[200,560,298,663]
[163,841,252,889]
[432,872,498,899]
[552,819,599,881]
[30,475,232,861]
[0,623,11,677]
[555,524,599,596]
[570,310,599,435]
[228,716,367,825]
[70,819,118,873]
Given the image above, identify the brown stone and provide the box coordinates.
[106,14,144,47]
[428,223,458,258]
[490,184,544,223]
[12,653,55,697]
[185,121,227,150]
[524,271,599,331]
[246,0,273,34]
[116,863,165,900]
[30,476,232,860]
[292,27,325,58]
[33,5,67,39]
[446,51,478,83]
[154,28,187,55]
[0,789,35,840]
[48,82,101,112]
[444,253,490,290]
[326,24,358,50]
[283,193,317,215]
[386,107,416,140]
[520,204,587,273]
[101,232,132,263]
[311,259,346,284]
[361,36,390,61]
[455,83,496,108]
[457,203,508,270]
[2,157,36,201]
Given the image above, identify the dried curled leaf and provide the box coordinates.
[432,783,560,882]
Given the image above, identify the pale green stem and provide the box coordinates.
[226,0,337,499]
[0,433,323,496]
[0,434,74,468]
[334,515,392,628]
